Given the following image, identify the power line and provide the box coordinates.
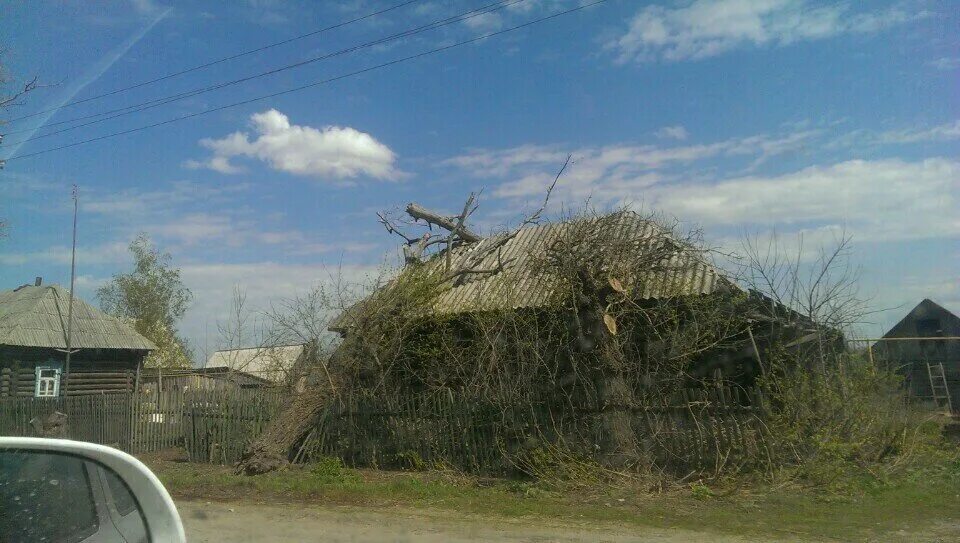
[2,0,423,124]
[2,0,525,145]
[5,0,607,163]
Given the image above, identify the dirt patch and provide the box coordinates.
[177,500,776,543]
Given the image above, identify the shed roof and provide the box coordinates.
[332,211,733,331]
[205,344,307,383]
[881,298,960,339]
[0,284,156,351]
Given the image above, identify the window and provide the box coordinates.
[34,365,61,398]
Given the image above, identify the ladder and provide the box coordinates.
[926,362,953,413]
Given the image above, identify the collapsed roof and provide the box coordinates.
[332,211,734,331]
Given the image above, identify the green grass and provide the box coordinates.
[149,456,960,541]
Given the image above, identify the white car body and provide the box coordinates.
[0,437,186,542]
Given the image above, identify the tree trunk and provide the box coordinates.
[596,372,637,468]
[235,388,333,474]
[236,351,345,475]
[574,291,638,468]
[405,203,483,242]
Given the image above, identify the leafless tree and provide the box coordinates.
[737,230,876,339]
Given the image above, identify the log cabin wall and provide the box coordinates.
[0,346,145,398]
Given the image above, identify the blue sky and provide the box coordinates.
[1,0,957,358]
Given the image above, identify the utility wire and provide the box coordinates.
[3,0,423,124]
[2,0,526,145]
[5,0,607,163]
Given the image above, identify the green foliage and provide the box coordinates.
[97,234,192,368]
[756,351,949,488]
[308,456,349,481]
[510,445,612,489]
[689,481,715,500]
[395,450,427,471]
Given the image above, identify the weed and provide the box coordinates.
[689,481,714,500]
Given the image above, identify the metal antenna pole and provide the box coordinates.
[64,185,79,395]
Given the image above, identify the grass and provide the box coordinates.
[145,453,960,541]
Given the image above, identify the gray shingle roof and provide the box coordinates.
[0,284,156,351]
[331,212,732,330]
[206,344,307,383]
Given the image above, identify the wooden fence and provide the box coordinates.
[1,384,766,473]
[297,386,768,475]
[0,389,283,465]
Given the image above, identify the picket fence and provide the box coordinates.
[1,384,766,473]
[0,389,284,464]
[300,386,769,475]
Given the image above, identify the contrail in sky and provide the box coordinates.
[6,7,171,158]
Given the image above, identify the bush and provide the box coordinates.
[756,351,946,487]
[309,456,348,481]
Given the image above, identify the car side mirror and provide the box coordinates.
[0,437,185,543]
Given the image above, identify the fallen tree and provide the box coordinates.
[236,193,498,475]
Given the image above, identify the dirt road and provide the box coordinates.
[177,500,781,543]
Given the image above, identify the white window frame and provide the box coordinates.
[35,365,62,398]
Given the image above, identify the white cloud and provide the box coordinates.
[445,133,959,244]
[190,109,400,181]
[150,213,238,246]
[178,262,386,354]
[447,129,819,201]
[0,242,131,267]
[462,11,503,32]
[82,181,249,216]
[645,158,960,242]
[608,0,923,63]
[183,155,246,174]
[130,0,165,16]
[655,125,689,140]
[826,119,960,150]
[928,57,960,71]
[875,119,960,144]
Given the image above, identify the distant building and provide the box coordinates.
[137,366,274,393]
[875,299,960,408]
[205,344,311,387]
[0,282,155,397]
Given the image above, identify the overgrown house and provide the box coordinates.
[243,209,834,473]
[0,280,155,398]
[330,210,826,391]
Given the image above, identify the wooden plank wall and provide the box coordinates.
[0,367,135,397]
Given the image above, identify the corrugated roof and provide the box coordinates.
[205,344,306,383]
[0,284,156,351]
[332,211,732,329]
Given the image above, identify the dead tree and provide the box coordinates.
[236,159,567,476]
